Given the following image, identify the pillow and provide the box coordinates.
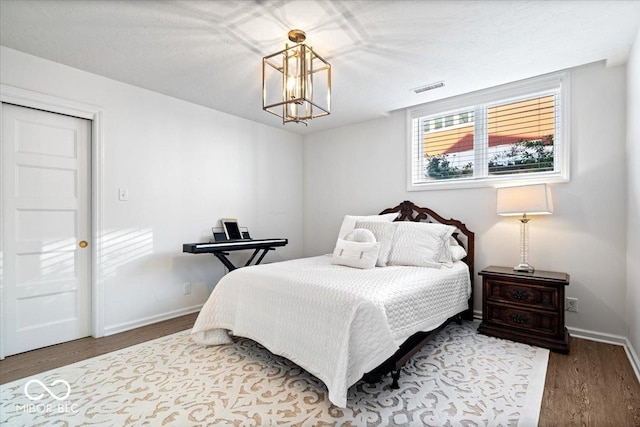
[337,213,397,240]
[344,228,377,243]
[387,222,455,268]
[355,220,396,267]
[449,235,467,261]
[331,239,380,269]
[450,245,467,261]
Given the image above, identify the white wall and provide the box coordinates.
[0,47,304,334]
[304,61,629,337]
[627,29,640,362]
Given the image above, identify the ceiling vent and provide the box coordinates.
[413,81,445,94]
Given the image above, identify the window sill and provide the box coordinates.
[407,172,569,191]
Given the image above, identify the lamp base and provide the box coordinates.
[514,262,535,273]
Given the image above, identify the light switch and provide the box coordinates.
[118,188,128,201]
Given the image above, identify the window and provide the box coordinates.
[408,72,569,190]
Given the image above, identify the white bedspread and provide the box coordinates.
[191,255,471,407]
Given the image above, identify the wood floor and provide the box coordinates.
[2,315,639,426]
[540,337,640,427]
[0,313,199,385]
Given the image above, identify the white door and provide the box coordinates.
[1,103,91,356]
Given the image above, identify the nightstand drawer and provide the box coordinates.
[485,303,559,336]
[486,279,558,310]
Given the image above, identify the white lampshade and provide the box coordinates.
[496,184,553,216]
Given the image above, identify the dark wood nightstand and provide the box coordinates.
[478,266,570,353]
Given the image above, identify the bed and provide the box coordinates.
[191,200,475,408]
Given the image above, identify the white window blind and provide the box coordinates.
[408,72,569,190]
[413,108,476,181]
[487,94,556,176]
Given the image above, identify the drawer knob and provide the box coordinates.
[510,313,530,324]
[510,289,529,301]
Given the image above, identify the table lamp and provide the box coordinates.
[496,184,553,272]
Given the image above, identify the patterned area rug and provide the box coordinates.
[1,321,548,426]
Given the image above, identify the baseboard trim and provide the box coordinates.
[103,305,203,337]
[568,326,640,384]
[624,338,640,384]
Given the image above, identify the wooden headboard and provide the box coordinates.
[379,200,475,320]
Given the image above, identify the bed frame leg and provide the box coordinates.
[391,369,401,389]
[455,314,462,325]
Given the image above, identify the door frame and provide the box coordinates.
[0,84,105,359]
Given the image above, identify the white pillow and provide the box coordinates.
[344,228,377,243]
[355,220,396,267]
[337,213,398,240]
[331,239,380,269]
[450,245,467,261]
[388,222,455,268]
[449,235,467,261]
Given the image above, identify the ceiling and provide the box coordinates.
[1,1,639,135]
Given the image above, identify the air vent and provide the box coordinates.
[413,81,445,94]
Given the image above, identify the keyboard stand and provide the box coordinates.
[183,238,288,271]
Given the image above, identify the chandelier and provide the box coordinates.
[262,30,331,125]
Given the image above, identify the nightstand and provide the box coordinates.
[478,266,570,353]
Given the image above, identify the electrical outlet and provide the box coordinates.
[566,297,578,312]
[184,282,191,295]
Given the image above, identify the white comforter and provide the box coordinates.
[191,255,471,407]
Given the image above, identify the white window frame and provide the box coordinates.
[407,71,570,191]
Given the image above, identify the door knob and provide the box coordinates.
[79,240,88,248]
